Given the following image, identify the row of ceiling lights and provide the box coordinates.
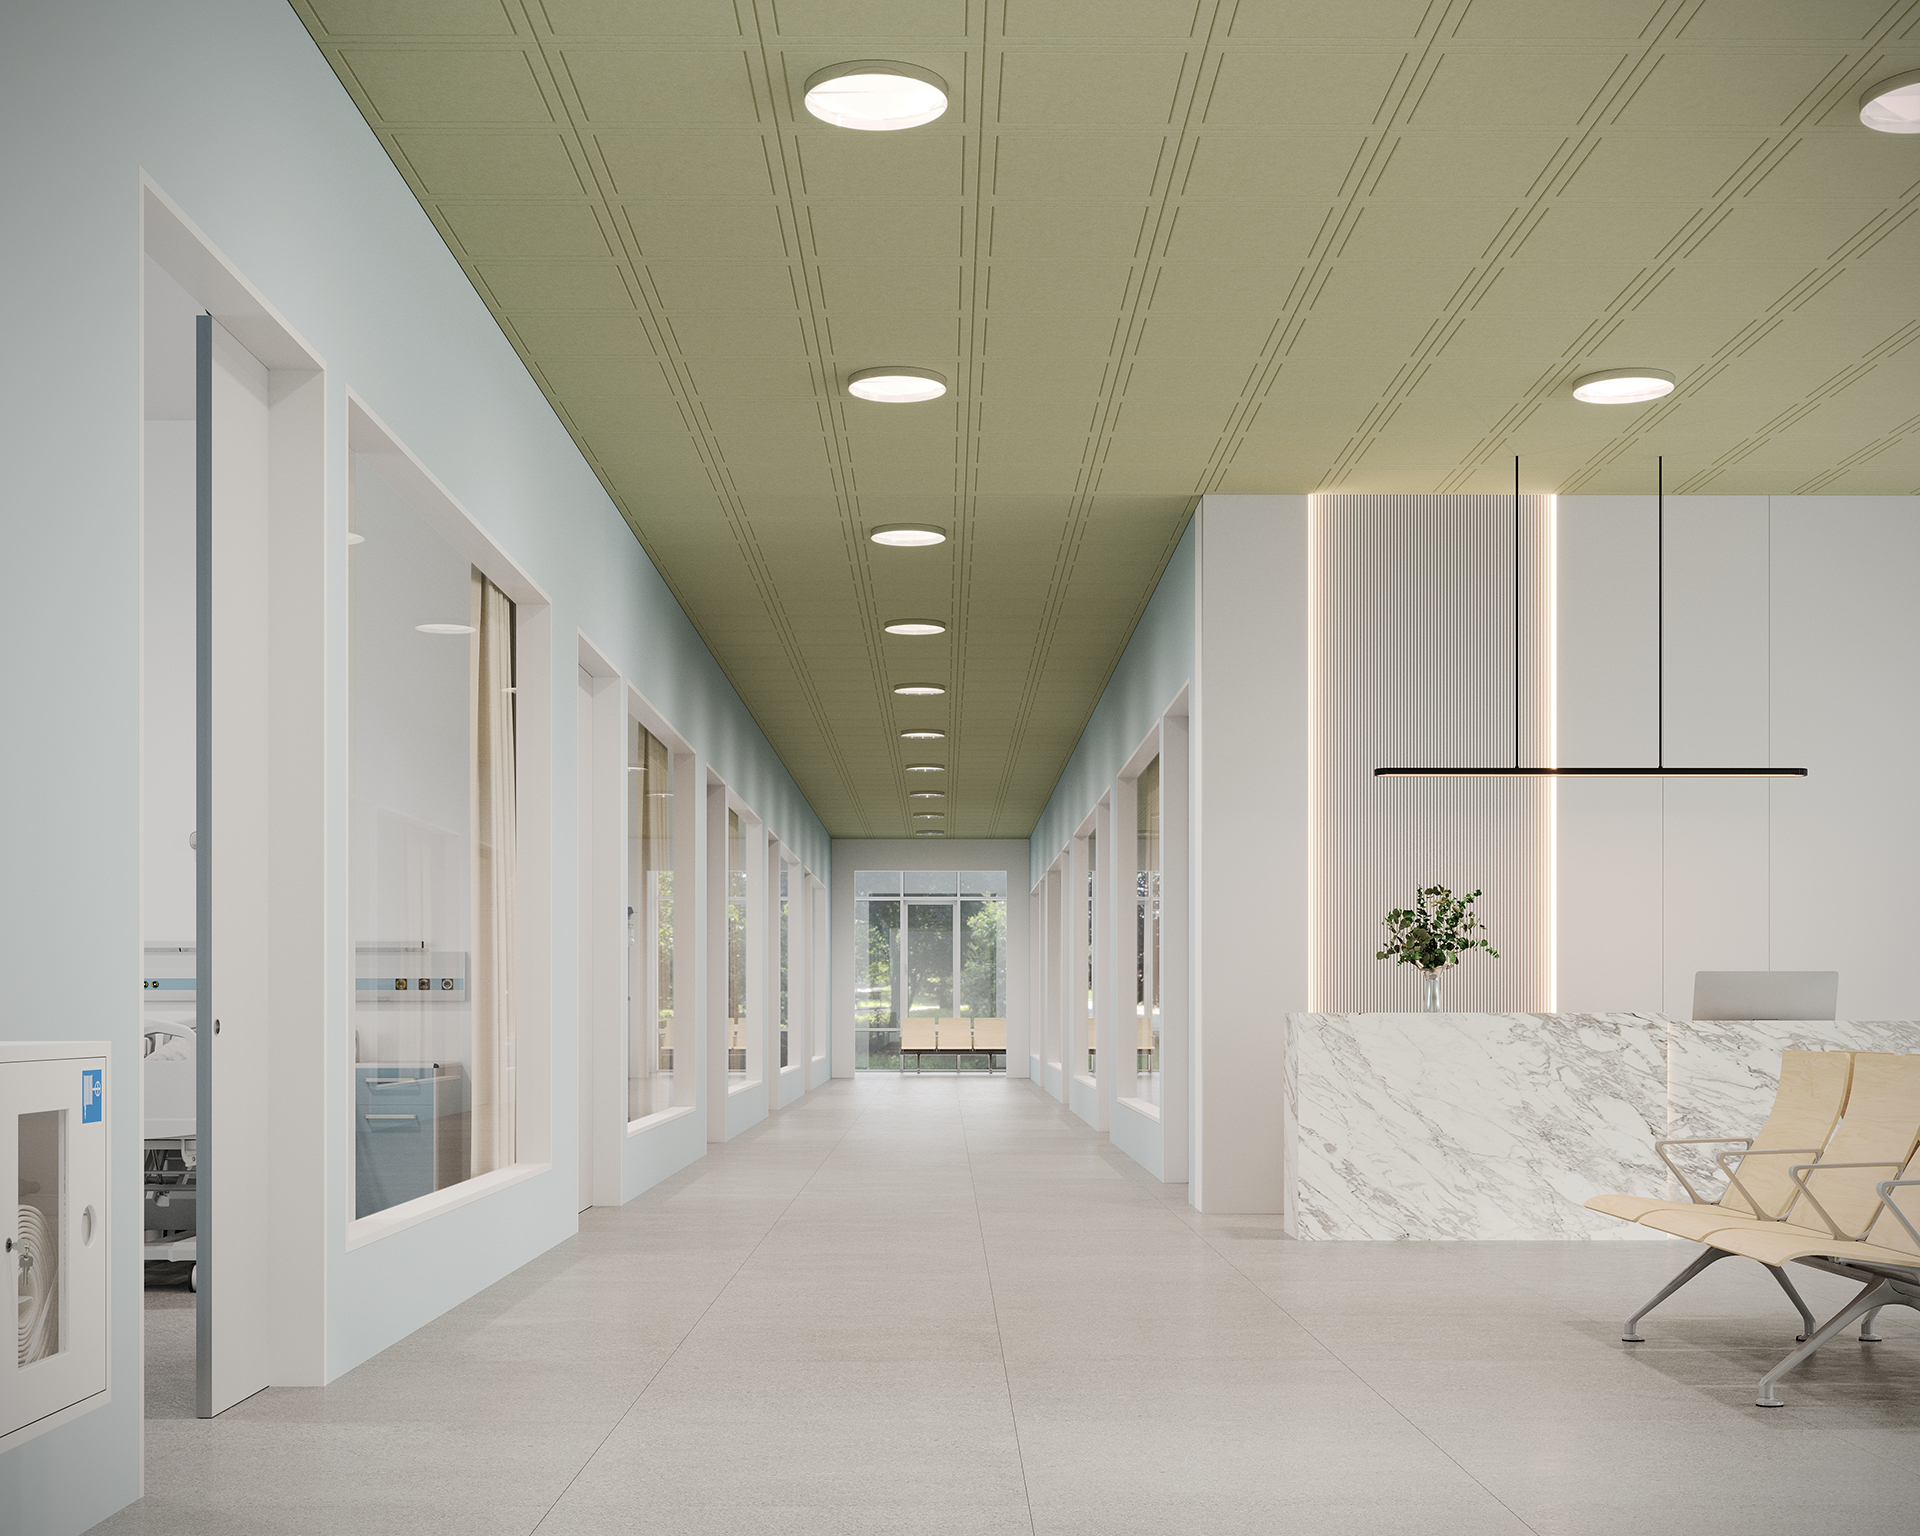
[814,59,1920,830]
[800,66,961,832]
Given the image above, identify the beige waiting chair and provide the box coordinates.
[1588,1050,1920,1405]
[972,1018,1007,1073]
[899,1018,937,1073]
[936,1018,970,1051]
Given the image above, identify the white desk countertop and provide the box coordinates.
[1283,1012,1920,1240]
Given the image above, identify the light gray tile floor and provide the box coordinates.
[95,1075,1919,1535]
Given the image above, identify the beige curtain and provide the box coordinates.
[471,570,517,1175]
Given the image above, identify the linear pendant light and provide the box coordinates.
[1374,459,1805,779]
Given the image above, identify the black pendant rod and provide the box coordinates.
[1513,455,1521,772]
[1657,456,1664,771]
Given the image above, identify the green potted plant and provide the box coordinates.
[1376,885,1499,1013]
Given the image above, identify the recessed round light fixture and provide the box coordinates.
[848,367,947,404]
[416,623,476,635]
[1571,368,1676,405]
[912,812,945,820]
[803,61,948,132]
[1860,69,1920,133]
[885,620,947,636]
[908,791,945,800]
[893,684,946,696]
[869,523,947,547]
[346,532,365,545]
[905,763,945,772]
[914,829,945,837]
[900,730,945,740]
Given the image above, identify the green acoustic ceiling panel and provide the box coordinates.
[291,0,1920,839]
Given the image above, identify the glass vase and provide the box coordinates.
[1422,970,1442,1013]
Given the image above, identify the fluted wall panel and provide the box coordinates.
[1315,495,1552,1013]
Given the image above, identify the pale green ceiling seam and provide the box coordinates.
[1197,0,1479,497]
[1010,499,1199,844]
[286,12,835,781]
[737,0,907,838]
[974,1,1229,839]
[950,0,990,841]
[508,0,873,834]
[1418,1,1920,497]
[1319,0,1697,492]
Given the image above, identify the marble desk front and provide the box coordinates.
[1283,1012,1920,1239]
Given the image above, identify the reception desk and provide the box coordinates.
[1283,1012,1920,1239]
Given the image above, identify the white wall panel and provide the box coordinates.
[1317,494,1551,1013]
[1555,497,1661,1013]
[1768,497,1920,1019]
[1557,494,1920,1021]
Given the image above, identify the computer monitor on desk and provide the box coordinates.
[1692,970,1838,1022]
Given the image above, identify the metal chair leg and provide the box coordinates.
[1859,1306,1884,1343]
[1623,1247,1731,1342]
[1755,1279,1897,1407]
[1764,1264,1818,1342]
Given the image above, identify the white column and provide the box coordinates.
[1192,495,1310,1213]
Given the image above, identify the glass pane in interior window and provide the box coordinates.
[629,719,675,1120]
[904,870,958,897]
[855,870,903,899]
[350,452,516,1220]
[779,865,790,1068]
[1136,755,1161,1108]
[727,809,747,1080]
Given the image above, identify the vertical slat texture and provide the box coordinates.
[1317,495,1551,1013]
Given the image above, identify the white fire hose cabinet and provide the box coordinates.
[2,1043,109,1444]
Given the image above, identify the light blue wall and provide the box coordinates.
[0,4,825,1530]
[1029,522,1196,888]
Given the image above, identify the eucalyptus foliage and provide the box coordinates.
[1376,885,1499,974]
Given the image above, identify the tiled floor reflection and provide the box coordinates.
[94,1075,1920,1535]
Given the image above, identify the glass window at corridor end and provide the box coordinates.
[855,871,1007,1070]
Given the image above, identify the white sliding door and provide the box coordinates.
[197,316,274,1417]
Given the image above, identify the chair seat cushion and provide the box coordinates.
[1692,1221,1918,1270]
[1638,1206,1781,1243]
[1586,1193,1699,1223]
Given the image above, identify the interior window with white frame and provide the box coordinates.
[628,716,677,1120]
[348,449,520,1220]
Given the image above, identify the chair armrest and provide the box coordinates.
[1786,1162,1906,1241]
[1712,1147,1825,1221]
[1655,1136,1753,1205]
[1872,1179,1920,1252]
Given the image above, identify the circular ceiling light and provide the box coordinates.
[1571,368,1675,405]
[803,61,948,132]
[848,367,947,404]
[869,523,947,547]
[1860,70,1920,133]
[901,730,945,740]
[893,684,946,696]
[905,763,945,772]
[884,619,947,636]
[417,623,476,635]
[914,830,945,837]
[912,812,945,820]
[908,791,945,800]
